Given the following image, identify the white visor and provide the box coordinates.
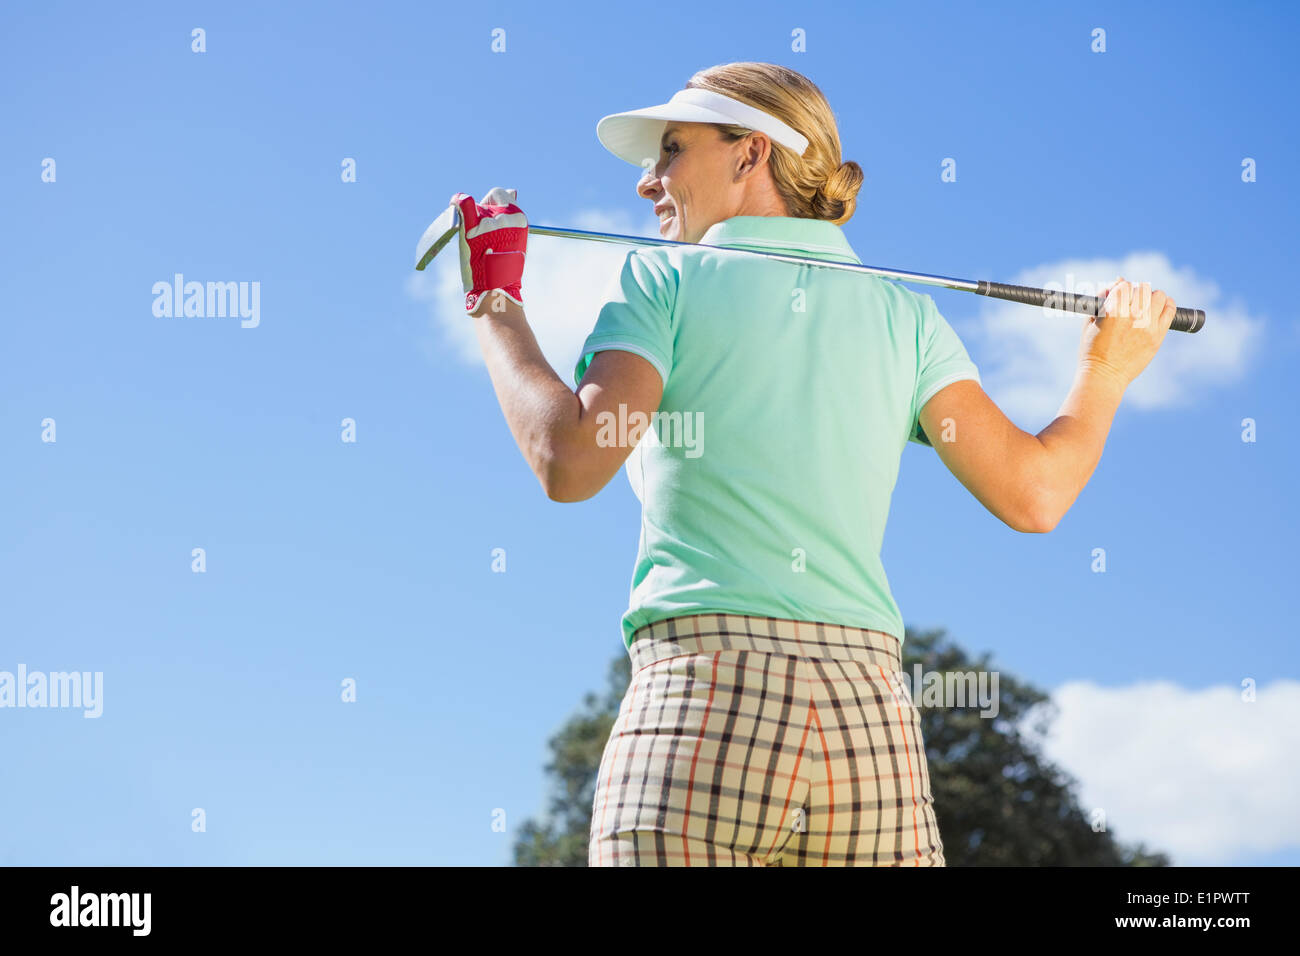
[596,87,809,169]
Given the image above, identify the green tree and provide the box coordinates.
[513,626,1169,866]
[905,627,1168,866]
[513,652,631,867]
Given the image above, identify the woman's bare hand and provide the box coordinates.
[1078,277,1177,388]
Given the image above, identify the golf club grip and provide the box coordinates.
[976,281,1205,333]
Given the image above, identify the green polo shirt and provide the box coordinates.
[573,215,981,649]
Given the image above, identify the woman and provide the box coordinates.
[451,62,1177,866]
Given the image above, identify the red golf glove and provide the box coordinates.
[452,187,528,314]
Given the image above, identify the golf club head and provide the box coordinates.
[414,204,461,271]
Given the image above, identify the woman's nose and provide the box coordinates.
[636,166,660,199]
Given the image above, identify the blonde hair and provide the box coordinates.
[685,62,863,225]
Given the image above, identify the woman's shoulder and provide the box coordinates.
[617,244,680,286]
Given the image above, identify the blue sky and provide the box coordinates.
[2,0,1296,866]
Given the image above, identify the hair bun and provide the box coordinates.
[822,160,863,201]
[813,160,864,224]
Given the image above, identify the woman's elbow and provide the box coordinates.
[1014,513,1057,534]
[539,458,599,503]
[1008,456,1063,533]
[1014,495,1061,534]
[543,477,595,503]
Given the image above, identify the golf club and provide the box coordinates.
[415,205,1206,333]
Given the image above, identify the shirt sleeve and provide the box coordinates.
[573,248,676,388]
[909,293,981,447]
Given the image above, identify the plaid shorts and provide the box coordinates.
[589,613,945,867]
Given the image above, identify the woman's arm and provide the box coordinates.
[918,371,1125,533]
[917,277,1177,533]
[472,295,664,502]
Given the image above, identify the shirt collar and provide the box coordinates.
[696,216,862,265]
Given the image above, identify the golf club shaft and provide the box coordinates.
[528,225,1205,334]
[415,210,1206,333]
[529,224,980,292]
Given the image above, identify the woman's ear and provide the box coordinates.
[734,132,771,181]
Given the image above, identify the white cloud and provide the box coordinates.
[1024,679,1300,864]
[961,253,1267,426]
[406,207,660,383]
